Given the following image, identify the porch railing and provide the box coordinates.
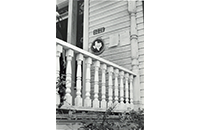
[56,38,137,112]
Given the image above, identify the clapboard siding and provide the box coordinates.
[89,5,127,23]
[138,35,144,42]
[139,62,144,69]
[89,15,129,31]
[140,69,144,75]
[89,10,128,26]
[89,27,129,39]
[88,0,131,70]
[140,83,144,89]
[89,21,130,36]
[138,48,144,55]
[90,1,126,16]
[140,75,144,83]
[140,89,144,96]
[136,17,143,24]
[101,45,131,57]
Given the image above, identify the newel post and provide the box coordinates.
[100,64,107,109]
[84,57,92,107]
[93,61,100,108]
[75,54,83,107]
[63,49,74,107]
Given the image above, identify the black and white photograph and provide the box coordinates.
[3,0,200,130]
[56,0,144,129]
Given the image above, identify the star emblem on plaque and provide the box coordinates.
[91,39,105,55]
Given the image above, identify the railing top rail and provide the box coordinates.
[56,38,136,76]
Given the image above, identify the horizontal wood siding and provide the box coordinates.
[136,0,144,107]
[88,0,131,70]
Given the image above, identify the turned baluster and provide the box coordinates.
[63,49,74,107]
[84,57,92,107]
[114,69,119,105]
[93,61,100,108]
[129,75,134,109]
[119,71,125,110]
[75,54,83,107]
[56,44,63,106]
[100,64,107,109]
[125,73,130,109]
[107,67,114,107]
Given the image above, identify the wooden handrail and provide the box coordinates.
[56,38,136,76]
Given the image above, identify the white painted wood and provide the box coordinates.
[129,75,134,109]
[114,69,119,106]
[56,44,63,81]
[125,73,130,108]
[75,54,83,107]
[83,0,89,51]
[89,7,128,24]
[119,71,125,110]
[90,1,126,17]
[56,44,63,106]
[93,61,100,108]
[84,57,92,107]
[89,11,129,27]
[109,33,119,48]
[107,67,114,107]
[63,49,74,107]
[129,0,142,109]
[89,21,130,36]
[133,74,141,110]
[56,39,136,76]
[138,41,144,49]
[100,64,107,109]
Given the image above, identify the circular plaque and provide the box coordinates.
[91,38,105,55]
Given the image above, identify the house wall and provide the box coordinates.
[88,0,132,70]
[86,0,144,108]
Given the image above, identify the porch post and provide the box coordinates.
[128,0,141,110]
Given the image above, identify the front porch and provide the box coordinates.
[56,38,140,112]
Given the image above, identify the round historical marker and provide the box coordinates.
[91,38,105,55]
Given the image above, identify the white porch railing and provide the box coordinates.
[56,38,137,112]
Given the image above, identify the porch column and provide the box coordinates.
[100,64,107,109]
[107,67,114,107]
[128,0,141,110]
[84,57,92,107]
[75,54,83,107]
[93,61,100,108]
[63,49,74,107]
